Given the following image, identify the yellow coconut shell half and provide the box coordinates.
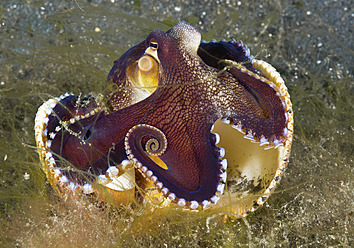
[34,57,292,217]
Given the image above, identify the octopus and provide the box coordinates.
[35,21,293,216]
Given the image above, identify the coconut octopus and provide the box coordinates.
[35,21,293,216]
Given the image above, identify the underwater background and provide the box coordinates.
[0,0,352,247]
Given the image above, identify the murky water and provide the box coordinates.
[0,0,352,247]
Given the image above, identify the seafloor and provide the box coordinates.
[0,0,352,247]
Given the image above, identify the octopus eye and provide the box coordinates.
[149,41,158,50]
